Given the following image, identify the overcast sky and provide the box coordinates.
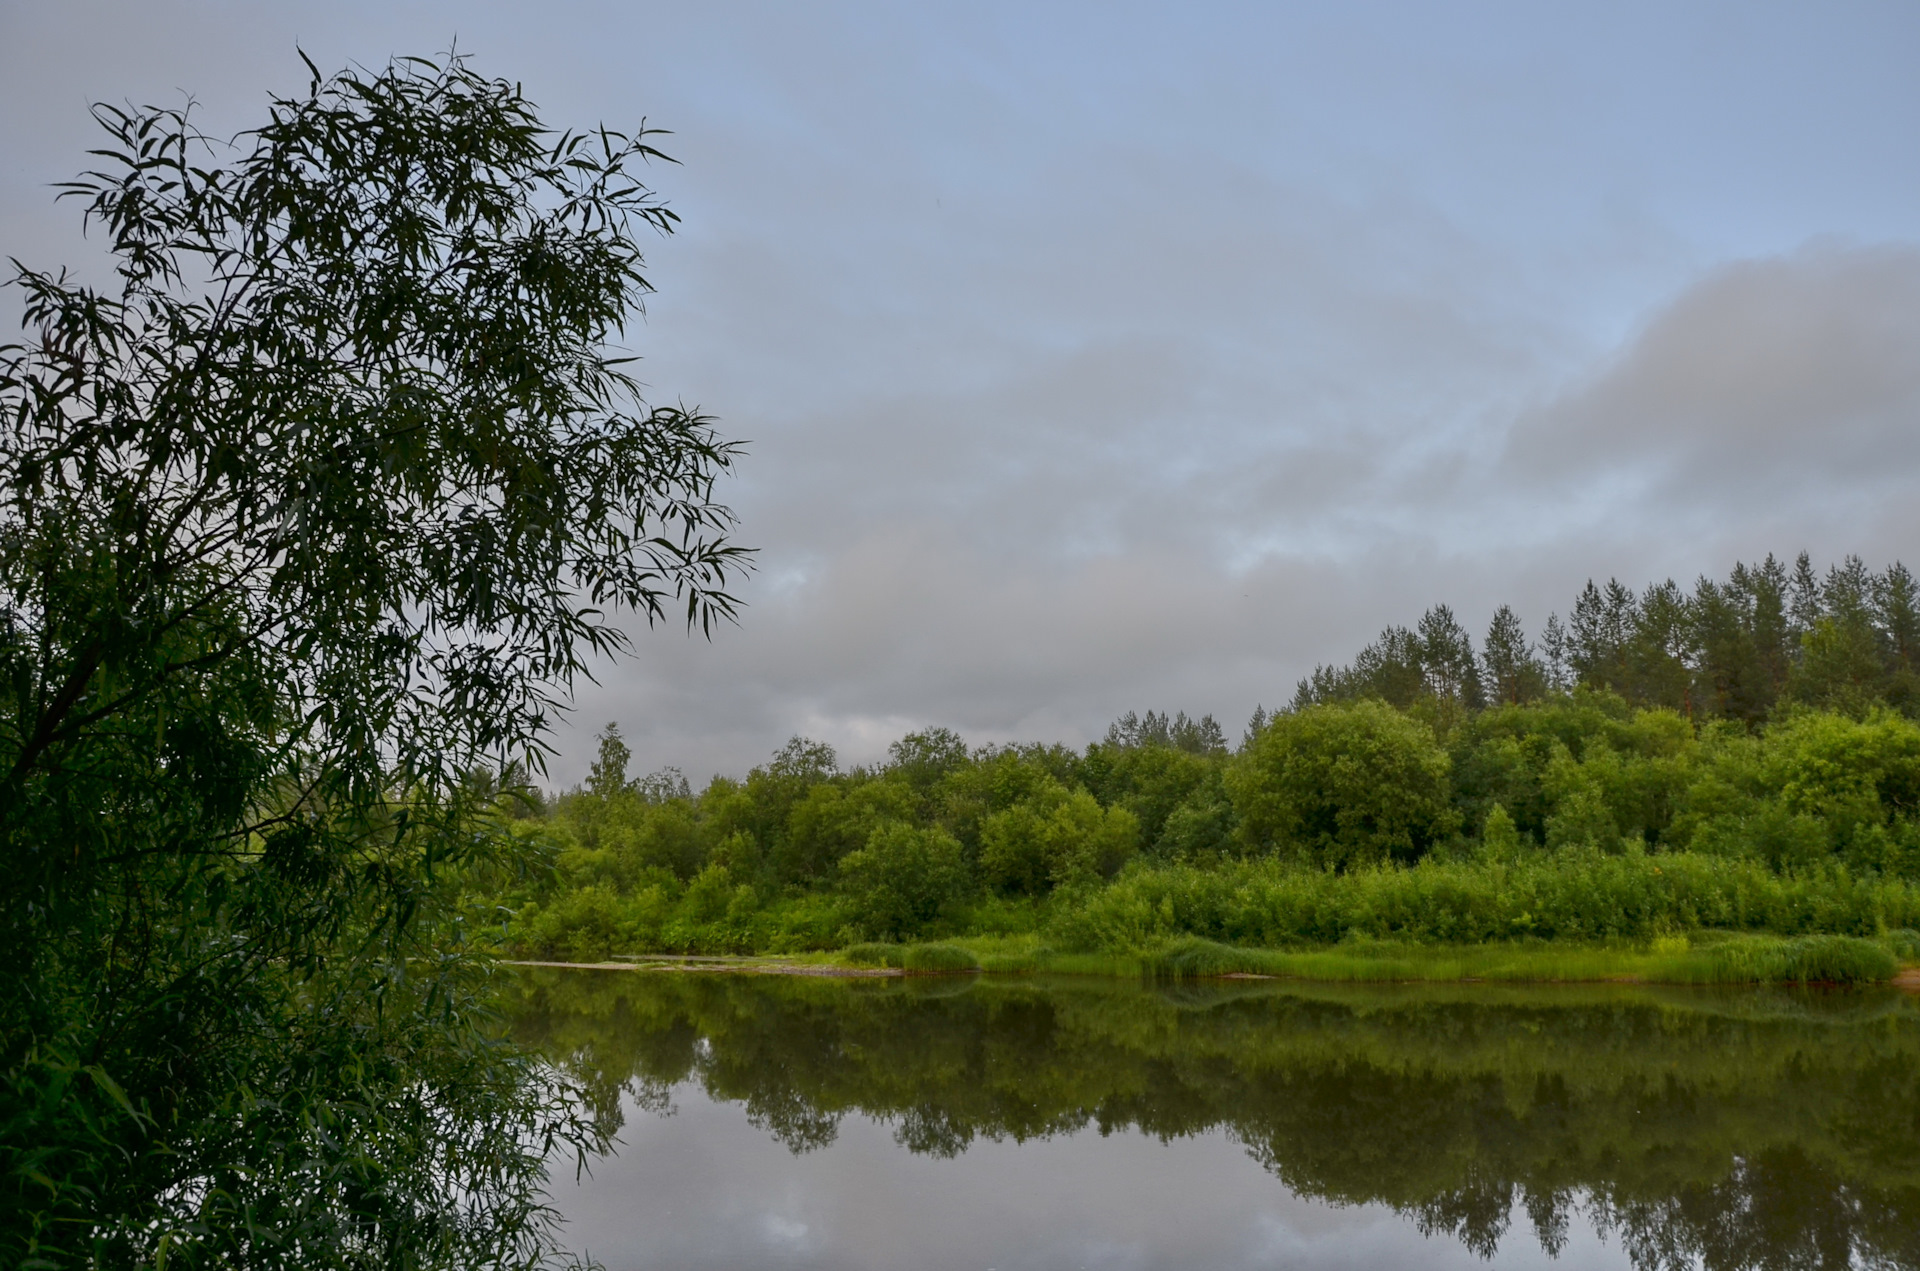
[5,1,1919,784]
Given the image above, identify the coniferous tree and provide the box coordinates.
[1242,705,1272,749]
[1878,563,1920,711]
[1169,712,1230,755]
[1630,580,1694,713]
[1743,555,1796,704]
[1540,614,1571,692]
[1789,552,1824,639]
[1351,625,1431,707]
[1289,553,1916,729]
[1568,582,1609,691]
[1569,580,1637,696]
[1418,605,1484,710]
[1103,710,1228,756]
[1481,606,1546,706]
[1691,577,1768,723]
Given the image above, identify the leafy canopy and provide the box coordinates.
[0,52,745,1268]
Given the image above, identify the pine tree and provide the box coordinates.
[1691,576,1768,724]
[1242,705,1271,749]
[1540,614,1570,692]
[1630,579,1694,712]
[1569,582,1613,690]
[1877,563,1920,711]
[1789,552,1823,639]
[1480,605,1546,705]
[1418,605,1483,709]
[1745,555,1795,703]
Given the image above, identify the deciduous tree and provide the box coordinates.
[0,53,745,1268]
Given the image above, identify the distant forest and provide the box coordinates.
[1291,552,1917,724]
[485,553,1920,962]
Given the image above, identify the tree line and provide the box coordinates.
[1294,553,1919,722]
[501,560,1920,960]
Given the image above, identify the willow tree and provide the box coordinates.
[0,53,746,1268]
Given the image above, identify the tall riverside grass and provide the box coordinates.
[1138,933,1898,985]
[841,941,983,972]
[1049,853,1920,952]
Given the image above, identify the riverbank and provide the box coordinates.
[507,930,1920,986]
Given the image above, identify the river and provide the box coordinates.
[510,969,1920,1270]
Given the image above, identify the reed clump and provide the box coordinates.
[840,941,982,973]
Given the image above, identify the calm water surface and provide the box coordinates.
[509,970,1920,1270]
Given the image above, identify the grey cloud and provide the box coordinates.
[589,525,1526,782]
[1507,245,1920,495]
[9,4,1920,787]
[602,241,1920,784]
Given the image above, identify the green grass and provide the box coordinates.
[1050,855,1920,951]
[839,941,983,973]
[1136,933,1898,985]
[889,930,1907,985]
[507,855,1920,985]
[901,943,982,973]
[549,928,1908,984]
[841,942,906,968]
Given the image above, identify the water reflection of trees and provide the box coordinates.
[510,972,1920,1268]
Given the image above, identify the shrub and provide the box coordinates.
[1779,935,1897,984]
[980,785,1138,894]
[680,862,743,924]
[901,943,982,973]
[838,822,972,940]
[1154,786,1238,861]
[1228,700,1456,867]
[513,885,634,961]
[1147,937,1258,979]
[1047,855,1920,953]
[843,942,905,967]
[1762,710,1920,856]
[1479,804,1526,863]
[1697,933,1899,984]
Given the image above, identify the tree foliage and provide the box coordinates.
[483,553,1920,978]
[837,823,971,940]
[0,53,745,1268]
[1295,554,1920,725]
[1228,700,1456,868]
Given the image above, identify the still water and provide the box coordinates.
[510,969,1920,1270]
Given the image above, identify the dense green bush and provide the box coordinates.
[1775,935,1898,984]
[838,823,973,939]
[979,782,1139,894]
[1154,782,1239,860]
[901,943,983,973]
[1145,936,1257,979]
[842,942,906,967]
[1228,700,1458,867]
